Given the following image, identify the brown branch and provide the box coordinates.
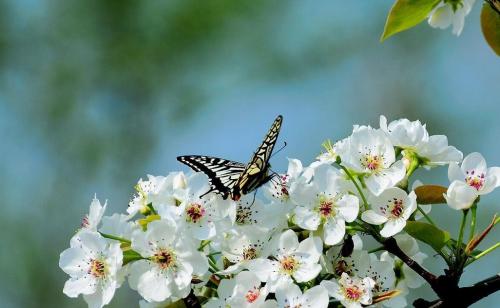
[413,274,500,307]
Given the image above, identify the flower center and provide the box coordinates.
[343,285,363,301]
[361,152,384,172]
[465,170,485,191]
[152,248,176,270]
[89,258,106,279]
[242,247,257,261]
[280,255,299,274]
[236,206,253,225]
[389,198,404,218]
[185,203,205,223]
[335,260,352,276]
[245,287,261,303]
[317,195,337,219]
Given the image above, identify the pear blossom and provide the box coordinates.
[128,219,208,302]
[128,172,187,216]
[99,213,137,239]
[220,229,272,274]
[275,282,329,308]
[263,158,310,211]
[321,272,375,308]
[362,188,417,237]
[59,230,123,308]
[428,0,476,36]
[157,173,229,240]
[205,271,275,308]
[337,126,405,195]
[292,164,359,245]
[445,152,500,209]
[380,116,462,168]
[247,230,322,292]
[81,195,107,231]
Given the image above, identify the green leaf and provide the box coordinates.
[123,249,143,265]
[404,221,450,251]
[481,3,500,56]
[381,0,441,41]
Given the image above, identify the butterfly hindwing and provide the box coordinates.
[176,155,246,199]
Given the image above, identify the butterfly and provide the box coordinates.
[177,115,283,201]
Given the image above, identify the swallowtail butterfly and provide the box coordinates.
[177,115,283,201]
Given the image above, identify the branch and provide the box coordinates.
[383,237,438,284]
[413,274,500,307]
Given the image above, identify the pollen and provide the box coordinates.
[317,195,337,219]
[245,287,261,303]
[88,258,107,279]
[242,247,257,260]
[389,198,404,218]
[465,170,485,191]
[360,150,384,172]
[343,285,363,301]
[185,203,205,223]
[152,248,176,270]
[280,255,299,274]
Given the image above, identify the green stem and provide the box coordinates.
[417,206,436,226]
[208,255,220,272]
[456,210,469,256]
[337,164,368,210]
[468,203,477,243]
[369,246,385,253]
[466,242,500,265]
[99,232,131,243]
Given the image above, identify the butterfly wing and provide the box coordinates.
[176,155,246,199]
[233,115,283,198]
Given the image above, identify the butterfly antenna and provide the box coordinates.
[270,141,287,159]
[250,190,258,207]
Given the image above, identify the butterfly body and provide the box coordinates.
[177,115,283,201]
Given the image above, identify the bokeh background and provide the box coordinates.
[0,1,499,307]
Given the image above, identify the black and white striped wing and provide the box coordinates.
[176,155,246,199]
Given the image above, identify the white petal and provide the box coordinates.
[445,180,478,210]
[361,210,387,225]
[448,162,465,182]
[462,152,487,174]
[279,230,299,255]
[59,247,89,276]
[63,276,96,297]
[294,206,320,230]
[178,250,208,276]
[336,194,359,222]
[428,4,453,29]
[137,269,171,302]
[293,262,322,282]
[287,158,304,178]
[302,285,329,308]
[323,218,346,245]
[320,280,341,298]
[296,236,322,263]
[246,258,276,282]
[380,219,406,237]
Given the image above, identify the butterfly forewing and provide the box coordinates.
[176,155,246,199]
[233,115,283,197]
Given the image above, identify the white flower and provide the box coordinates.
[128,172,187,216]
[81,195,107,231]
[205,271,274,308]
[275,282,329,308]
[220,229,272,274]
[380,116,462,168]
[445,152,500,210]
[428,0,476,36]
[321,273,375,308]
[292,164,359,245]
[361,188,417,237]
[337,126,405,195]
[158,173,228,240]
[99,214,137,239]
[247,230,322,292]
[128,219,208,302]
[263,158,309,211]
[59,230,123,308]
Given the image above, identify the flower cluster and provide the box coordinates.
[60,115,500,308]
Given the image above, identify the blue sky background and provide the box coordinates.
[0,1,498,307]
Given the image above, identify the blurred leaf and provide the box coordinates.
[405,221,450,251]
[414,185,447,204]
[481,3,500,56]
[381,0,441,41]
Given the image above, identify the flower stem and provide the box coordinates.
[417,205,436,226]
[337,164,368,210]
[468,203,477,243]
[467,242,500,265]
[456,209,469,256]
